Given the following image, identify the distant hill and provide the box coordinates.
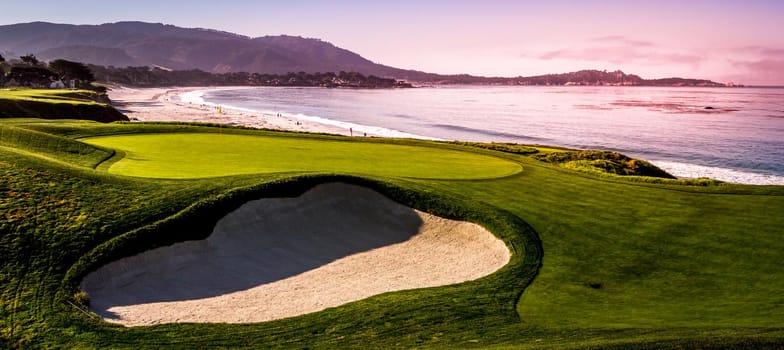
[0,21,727,86]
[0,21,429,79]
[507,70,725,87]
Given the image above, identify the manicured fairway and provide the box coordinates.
[83,133,522,179]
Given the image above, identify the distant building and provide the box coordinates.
[50,80,65,89]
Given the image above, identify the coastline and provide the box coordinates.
[108,86,354,136]
[107,86,784,186]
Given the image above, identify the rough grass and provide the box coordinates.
[0,125,113,168]
[1,118,783,349]
[534,149,676,178]
[449,141,540,155]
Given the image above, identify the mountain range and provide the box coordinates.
[0,21,433,79]
[0,21,725,86]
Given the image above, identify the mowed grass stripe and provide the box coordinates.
[83,133,522,179]
[430,160,784,330]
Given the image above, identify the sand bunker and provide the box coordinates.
[81,183,510,326]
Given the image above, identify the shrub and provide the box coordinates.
[535,150,676,179]
[450,141,539,155]
[73,290,90,306]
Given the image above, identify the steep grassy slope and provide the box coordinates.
[0,125,113,167]
[0,89,127,122]
[1,119,783,349]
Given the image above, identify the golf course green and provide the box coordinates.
[2,118,783,349]
[82,132,522,179]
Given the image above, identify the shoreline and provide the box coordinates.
[107,86,784,186]
[108,86,355,136]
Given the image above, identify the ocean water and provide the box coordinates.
[189,86,784,185]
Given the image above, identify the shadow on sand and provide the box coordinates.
[81,183,423,319]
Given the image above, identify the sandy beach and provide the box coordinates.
[108,86,355,136]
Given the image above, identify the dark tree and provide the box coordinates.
[49,59,95,86]
[87,64,410,88]
[0,56,5,87]
[8,66,56,87]
[20,54,40,66]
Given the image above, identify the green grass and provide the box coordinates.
[0,125,113,168]
[0,89,126,122]
[82,132,522,179]
[0,89,106,105]
[1,117,783,349]
[446,168,784,329]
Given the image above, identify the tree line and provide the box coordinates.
[0,54,96,89]
[88,65,412,88]
[0,53,411,89]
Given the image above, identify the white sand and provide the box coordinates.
[108,86,353,136]
[81,183,510,326]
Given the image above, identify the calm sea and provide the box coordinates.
[192,86,784,185]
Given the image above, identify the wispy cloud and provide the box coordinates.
[713,45,784,85]
[734,59,784,71]
[729,59,784,85]
[532,36,703,67]
[733,46,784,57]
[591,35,654,48]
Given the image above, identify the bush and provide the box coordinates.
[535,150,676,179]
[450,141,539,155]
[73,290,90,306]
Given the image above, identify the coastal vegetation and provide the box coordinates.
[533,150,676,178]
[1,115,783,349]
[87,66,412,88]
[450,141,541,155]
[0,54,126,122]
[85,65,724,88]
[0,55,95,89]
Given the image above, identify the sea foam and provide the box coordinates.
[181,90,442,140]
[651,160,784,185]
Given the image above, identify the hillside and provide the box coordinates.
[1,22,726,86]
[0,21,427,80]
[510,70,725,87]
[0,89,128,122]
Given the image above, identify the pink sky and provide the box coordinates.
[318,1,784,85]
[3,1,783,85]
